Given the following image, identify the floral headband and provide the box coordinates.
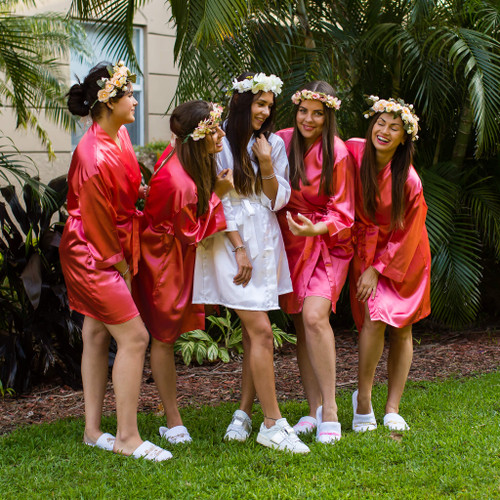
[231,73,283,96]
[183,103,224,143]
[91,61,136,108]
[291,89,341,110]
[364,96,419,141]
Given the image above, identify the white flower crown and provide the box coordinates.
[291,89,341,110]
[231,73,283,96]
[184,103,224,142]
[92,61,136,108]
[364,96,419,141]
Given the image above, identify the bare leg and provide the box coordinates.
[235,310,281,428]
[105,316,149,455]
[292,313,322,418]
[150,337,182,428]
[301,296,338,422]
[81,316,111,444]
[386,325,413,414]
[357,303,386,414]
[239,325,256,416]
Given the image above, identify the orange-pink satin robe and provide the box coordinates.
[346,138,431,330]
[276,128,355,314]
[59,123,142,324]
[133,149,226,344]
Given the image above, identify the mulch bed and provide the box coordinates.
[1,329,498,436]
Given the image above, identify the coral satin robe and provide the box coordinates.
[276,129,355,314]
[133,149,226,343]
[346,138,431,330]
[59,123,142,324]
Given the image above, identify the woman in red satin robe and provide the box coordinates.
[133,101,232,445]
[276,81,355,443]
[346,96,431,433]
[60,61,171,461]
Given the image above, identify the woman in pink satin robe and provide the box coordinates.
[346,96,431,433]
[60,62,171,461]
[133,101,232,445]
[276,81,355,443]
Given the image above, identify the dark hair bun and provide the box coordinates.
[67,80,90,117]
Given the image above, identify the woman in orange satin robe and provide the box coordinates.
[133,101,232,445]
[60,62,171,461]
[346,96,431,433]
[276,81,355,443]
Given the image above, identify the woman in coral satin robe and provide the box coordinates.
[346,96,431,433]
[275,81,355,443]
[60,61,170,461]
[133,101,231,445]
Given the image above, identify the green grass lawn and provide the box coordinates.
[1,372,499,499]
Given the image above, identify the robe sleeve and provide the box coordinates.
[371,176,428,282]
[80,173,124,268]
[320,154,355,241]
[172,193,226,246]
[258,135,291,212]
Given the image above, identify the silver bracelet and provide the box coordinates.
[120,265,130,277]
[261,173,275,180]
[232,245,245,252]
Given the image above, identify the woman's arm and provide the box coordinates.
[225,231,252,287]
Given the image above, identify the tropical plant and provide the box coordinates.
[0,0,89,157]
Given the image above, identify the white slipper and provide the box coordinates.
[383,413,410,431]
[159,425,192,444]
[84,432,115,451]
[293,416,317,435]
[317,421,341,444]
[352,390,377,432]
[132,440,172,462]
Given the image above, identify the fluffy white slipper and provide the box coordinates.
[84,432,115,451]
[293,416,317,435]
[132,440,172,462]
[317,421,341,444]
[159,425,192,444]
[352,390,377,432]
[383,413,410,431]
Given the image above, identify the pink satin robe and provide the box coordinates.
[346,138,431,330]
[133,149,226,343]
[59,123,142,324]
[276,128,355,314]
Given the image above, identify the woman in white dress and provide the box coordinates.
[193,72,309,454]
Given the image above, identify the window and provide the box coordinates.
[70,26,144,148]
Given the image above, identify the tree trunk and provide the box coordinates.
[296,0,316,49]
[452,96,473,167]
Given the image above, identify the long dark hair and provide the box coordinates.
[225,71,277,197]
[67,62,127,120]
[167,100,218,216]
[360,113,415,229]
[288,81,338,197]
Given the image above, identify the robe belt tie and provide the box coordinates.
[130,209,142,276]
[231,198,260,259]
[352,222,379,267]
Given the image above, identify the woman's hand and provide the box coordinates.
[138,185,150,199]
[123,273,132,293]
[233,247,252,287]
[214,169,234,198]
[286,211,327,237]
[356,266,379,302]
[251,134,273,165]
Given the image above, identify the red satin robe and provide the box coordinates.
[276,128,355,314]
[346,138,431,330]
[133,148,226,343]
[59,122,142,324]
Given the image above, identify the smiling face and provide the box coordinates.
[108,84,137,125]
[371,113,406,161]
[205,124,225,154]
[296,99,325,148]
[250,91,274,131]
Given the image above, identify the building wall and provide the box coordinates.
[2,0,178,182]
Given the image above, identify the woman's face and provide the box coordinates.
[250,91,274,131]
[206,124,225,154]
[109,84,138,124]
[296,99,325,148]
[371,113,406,158]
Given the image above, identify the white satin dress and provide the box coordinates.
[192,133,293,311]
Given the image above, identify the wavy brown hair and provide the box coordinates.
[288,81,338,197]
[164,100,218,216]
[225,71,277,197]
[360,113,415,229]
